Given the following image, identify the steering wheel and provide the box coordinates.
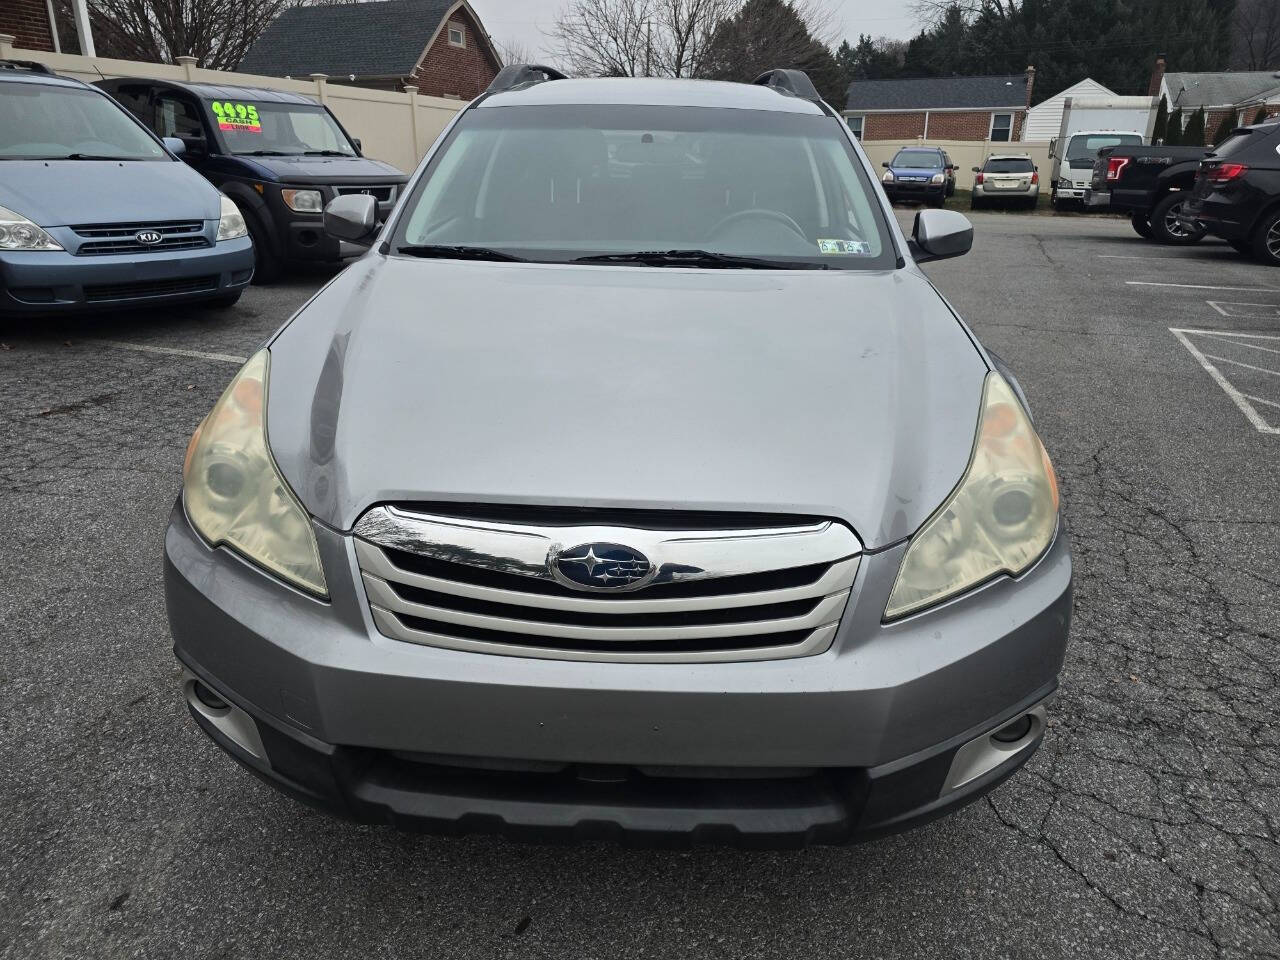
[705,207,808,242]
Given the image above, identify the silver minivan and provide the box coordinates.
[165,67,1071,847]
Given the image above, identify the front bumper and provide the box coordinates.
[884,182,946,202]
[165,499,1072,845]
[0,237,254,315]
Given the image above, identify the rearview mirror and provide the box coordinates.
[909,209,973,263]
[323,194,378,245]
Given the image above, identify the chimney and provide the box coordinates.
[1025,65,1036,108]
[1148,54,1167,98]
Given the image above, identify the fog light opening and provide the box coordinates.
[191,680,229,713]
[991,713,1036,745]
[297,230,320,247]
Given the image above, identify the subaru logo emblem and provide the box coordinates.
[551,542,654,592]
[135,231,163,245]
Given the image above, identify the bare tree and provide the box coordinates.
[550,0,661,76]
[550,0,837,78]
[1234,0,1280,69]
[494,36,537,67]
[54,0,318,70]
[908,0,1017,26]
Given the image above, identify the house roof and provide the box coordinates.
[1164,71,1280,109]
[238,0,486,79]
[845,74,1028,112]
[1026,77,1117,112]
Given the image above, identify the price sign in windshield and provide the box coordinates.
[211,101,262,133]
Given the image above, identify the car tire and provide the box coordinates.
[1130,213,1154,239]
[245,214,282,285]
[970,197,981,211]
[1149,192,1206,245]
[1251,209,1280,266]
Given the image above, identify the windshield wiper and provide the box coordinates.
[572,249,826,270]
[303,149,353,157]
[34,153,135,161]
[396,244,527,263]
[236,149,301,157]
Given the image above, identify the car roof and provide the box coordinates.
[101,76,321,106]
[0,66,92,91]
[477,77,825,115]
[985,154,1033,160]
[894,145,944,152]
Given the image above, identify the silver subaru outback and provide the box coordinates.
[165,66,1071,847]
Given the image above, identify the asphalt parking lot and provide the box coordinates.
[2,216,1278,960]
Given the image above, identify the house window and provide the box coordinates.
[990,113,1013,142]
[846,115,864,139]
[448,23,465,47]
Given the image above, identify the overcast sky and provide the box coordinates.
[472,0,921,62]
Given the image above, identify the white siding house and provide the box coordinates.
[1022,78,1117,141]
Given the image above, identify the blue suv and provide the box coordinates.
[0,60,254,316]
[880,146,956,207]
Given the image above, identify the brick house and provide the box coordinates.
[0,0,58,52]
[843,69,1036,142]
[1154,59,1280,143]
[238,0,501,100]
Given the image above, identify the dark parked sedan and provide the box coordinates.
[1182,119,1280,265]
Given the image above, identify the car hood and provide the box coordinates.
[237,154,405,183]
[266,258,989,547]
[0,159,220,227]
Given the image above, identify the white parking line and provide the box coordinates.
[1207,300,1280,318]
[1170,328,1280,435]
[97,340,247,364]
[1129,281,1278,292]
[1201,353,1280,378]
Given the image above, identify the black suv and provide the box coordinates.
[1182,120,1280,265]
[96,78,407,281]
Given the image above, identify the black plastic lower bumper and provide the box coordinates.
[180,654,1052,848]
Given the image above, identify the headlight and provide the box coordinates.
[0,204,62,251]
[885,373,1059,620]
[882,170,895,183]
[281,188,324,213]
[1058,178,1072,189]
[216,194,247,241]
[930,173,945,184]
[183,350,328,597]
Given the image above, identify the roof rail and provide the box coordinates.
[753,69,820,103]
[0,59,56,75]
[485,64,568,95]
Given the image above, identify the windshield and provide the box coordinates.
[210,99,356,156]
[0,83,166,160]
[393,104,894,269]
[1067,133,1141,164]
[984,157,1034,173]
[893,149,944,169]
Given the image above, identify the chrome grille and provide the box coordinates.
[71,221,210,256]
[353,505,861,663]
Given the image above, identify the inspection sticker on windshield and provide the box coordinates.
[817,239,871,256]
[211,101,261,133]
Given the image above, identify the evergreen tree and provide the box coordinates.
[1210,111,1235,144]
[1152,96,1169,143]
[1166,107,1185,144]
[1182,106,1206,145]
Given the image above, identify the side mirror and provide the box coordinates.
[909,209,973,263]
[323,194,378,244]
[882,161,890,168]
[352,137,363,154]
[971,166,981,173]
[163,136,186,157]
